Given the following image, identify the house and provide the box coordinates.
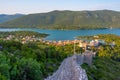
[89,40,105,47]
[78,41,88,50]
[109,41,115,48]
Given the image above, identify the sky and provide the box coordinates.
[0,0,120,14]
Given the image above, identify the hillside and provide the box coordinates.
[0,10,120,29]
[0,14,24,23]
[0,33,120,80]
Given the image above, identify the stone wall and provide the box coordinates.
[45,51,95,80]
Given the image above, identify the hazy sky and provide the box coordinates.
[0,0,120,14]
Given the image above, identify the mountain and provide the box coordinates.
[0,10,120,29]
[0,14,24,23]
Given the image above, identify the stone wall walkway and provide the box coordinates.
[45,55,88,80]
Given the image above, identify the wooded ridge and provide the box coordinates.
[0,10,120,29]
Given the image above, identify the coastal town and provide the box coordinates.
[0,33,115,51]
[0,31,48,44]
[0,34,43,44]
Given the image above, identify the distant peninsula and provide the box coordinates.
[0,10,120,30]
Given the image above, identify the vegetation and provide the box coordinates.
[0,41,72,80]
[0,31,120,80]
[0,10,120,29]
[0,31,49,38]
[0,14,23,23]
[0,31,78,80]
[82,34,120,80]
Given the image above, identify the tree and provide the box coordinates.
[15,58,43,80]
[0,54,10,80]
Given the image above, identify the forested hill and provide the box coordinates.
[0,10,120,29]
[0,14,24,23]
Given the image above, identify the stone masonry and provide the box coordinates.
[45,50,95,80]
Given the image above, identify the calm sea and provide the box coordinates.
[0,28,120,41]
